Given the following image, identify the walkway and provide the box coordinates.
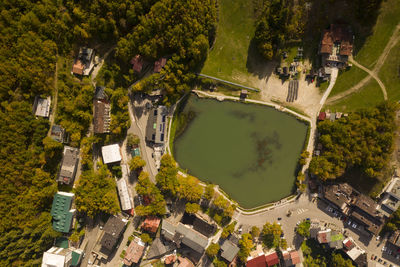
[47,54,59,136]
[327,23,400,104]
[197,73,260,92]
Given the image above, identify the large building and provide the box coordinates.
[123,237,146,266]
[42,247,72,267]
[33,96,51,118]
[50,192,75,233]
[388,230,400,248]
[379,178,400,216]
[93,216,127,260]
[319,24,353,68]
[93,86,111,134]
[146,106,168,145]
[58,146,79,185]
[117,178,133,213]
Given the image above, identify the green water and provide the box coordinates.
[173,96,308,208]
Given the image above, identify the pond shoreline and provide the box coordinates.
[167,90,314,211]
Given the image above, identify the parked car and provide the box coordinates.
[382,246,387,252]
[348,220,352,226]
[352,223,358,228]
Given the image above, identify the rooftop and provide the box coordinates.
[265,252,279,267]
[123,237,146,265]
[317,229,332,243]
[34,96,51,117]
[42,247,72,267]
[323,183,353,211]
[93,100,111,134]
[50,192,75,233]
[99,216,126,256]
[246,254,266,267]
[101,144,121,164]
[50,125,67,143]
[290,250,301,265]
[141,216,161,233]
[388,230,400,247]
[154,57,167,73]
[146,238,168,259]
[386,178,400,200]
[320,24,353,56]
[221,239,240,262]
[58,146,79,184]
[145,106,167,144]
[117,179,133,211]
[131,55,144,73]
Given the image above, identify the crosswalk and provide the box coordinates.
[297,208,308,215]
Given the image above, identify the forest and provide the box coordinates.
[309,102,397,181]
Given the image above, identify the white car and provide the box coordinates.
[381,246,387,252]
[352,223,358,228]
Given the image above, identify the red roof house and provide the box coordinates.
[141,216,161,233]
[246,255,266,267]
[130,55,144,73]
[165,255,176,265]
[123,237,146,266]
[72,60,84,75]
[290,251,301,265]
[154,57,167,73]
[265,252,279,267]
[318,111,326,121]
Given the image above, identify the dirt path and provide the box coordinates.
[48,55,59,136]
[327,24,400,104]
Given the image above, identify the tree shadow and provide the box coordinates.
[245,38,276,80]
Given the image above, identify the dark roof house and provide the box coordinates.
[50,125,68,143]
[93,216,127,259]
[319,24,353,66]
[220,239,240,263]
[146,238,168,259]
[58,146,79,185]
[350,194,384,236]
[93,92,111,134]
[388,230,400,248]
[72,47,95,76]
[131,55,144,73]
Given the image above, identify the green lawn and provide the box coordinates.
[326,79,384,112]
[354,0,400,68]
[201,0,258,86]
[379,41,400,101]
[329,67,368,96]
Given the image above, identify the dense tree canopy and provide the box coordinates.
[156,154,179,197]
[262,222,287,249]
[135,171,166,216]
[310,102,396,181]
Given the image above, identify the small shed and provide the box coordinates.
[240,90,248,100]
[101,144,122,164]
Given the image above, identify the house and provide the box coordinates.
[93,216,127,260]
[343,238,356,251]
[342,237,366,266]
[192,216,217,237]
[388,230,400,248]
[265,252,279,267]
[93,86,111,134]
[58,146,79,185]
[146,106,168,145]
[50,125,68,143]
[319,24,353,67]
[329,113,336,122]
[289,251,301,266]
[117,179,133,214]
[42,247,72,267]
[161,220,209,254]
[72,47,95,76]
[101,144,122,164]
[240,90,248,100]
[141,216,161,233]
[246,254,266,267]
[147,238,168,259]
[165,254,177,264]
[70,249,84,267]
[50,192,75,233]
[318,112,326,121]
[379,178,400,216]
[177,256,195,267]
[131,55,144,73]
[317,229,332,244]
[282,251,291,267]
[220,239,240,263]
[350,194,385,236]
[123,237,146,266]
[154,57,167,73]
[33,96,51,118]
[323,183,354,212]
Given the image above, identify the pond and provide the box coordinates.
[173,95,308,208]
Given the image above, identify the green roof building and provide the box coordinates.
[71,249,84,266]
[50,192,75,233]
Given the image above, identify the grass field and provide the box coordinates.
[354,0,400,68]
[379,41,400,101]
[201,0,259,86]
[326,79,384,112]
[329,67,368,96]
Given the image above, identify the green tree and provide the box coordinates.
[238,233,254,262]
[206,243,220,259]
[140,233,152,244]
[135,172,166,216]
[262,222,284,249]
[251,226,261,239]
[185,202,200,214]
[213,258,227,267]
[296,220,311,237]
[127,133,140,148]
[331,253,355,267]
[156,154,179,197]
[177,175,203,202]
[129,156,146,172]
[204,184,215,200]
[221,221,236,239]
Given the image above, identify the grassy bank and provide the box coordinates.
[329,67,368,97]
[379,41,400,102]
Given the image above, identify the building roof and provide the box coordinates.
[310,227,321,239]
[386,178,400,200]
[350,194,384,235]
[354,253,367,267]
[161,219,176,241]
[353,194,379,215]
[177,257,195,267]
[72,59,84,75]
[317,229,332,243]
[94,86,107,100]
[265,252,279,267]
[154,57,167,73]
[117,179,133,211]
[175,223,209,253]
[42,247,72,267]
[147,238,168,259]
[290,251,301,265]
[101,144,121,164]
[50,192,75,233]
[343,238,355,250]
[246,254,266,267]
[323,184,353,211]
[145,106,167,144]
[193,216,217,237]
[50,125,67,143]
[346,246,365,261]
[100,216,126,255]
[34,96,51,117]
[93,100,111,134]
[221,239,240,262]
[389,230,400,247]
[318,112,326,121]
[71,249,83,267]
[58,146,79,184]
[165,254,177,264]
[123,237,146,265]
[320,24,353,56]
[141,216,161,233]
[131,55,144,73]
